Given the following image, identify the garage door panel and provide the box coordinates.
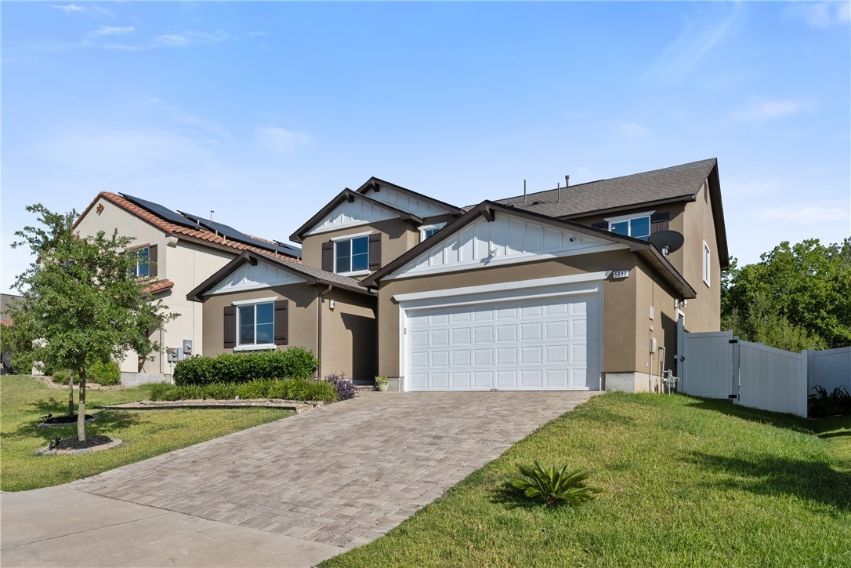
[405,291,600,391]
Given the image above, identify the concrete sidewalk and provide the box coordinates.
[1,486,340,567]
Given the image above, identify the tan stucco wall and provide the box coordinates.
[300,219,419,274]
[632,257,681,383]
[375,250,647,379]
[680,184,721,332]
[201,285,320,358]
[320,288,377,380]
[75,196,236,376]
[200,284,377,380]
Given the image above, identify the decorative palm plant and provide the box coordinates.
[506,461,600,507]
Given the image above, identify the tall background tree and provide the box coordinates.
[722,238,851,351]
[5,204,174,443]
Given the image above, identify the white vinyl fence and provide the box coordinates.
[807,346,851,394]
[736,341,807,418]
[677,320,824,418]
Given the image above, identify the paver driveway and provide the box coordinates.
[6,391,595,567]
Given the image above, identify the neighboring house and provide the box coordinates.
[190,158,726,392]
[73,192,301,384]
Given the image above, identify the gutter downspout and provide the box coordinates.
[316,284,333,379]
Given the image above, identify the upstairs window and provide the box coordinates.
[237,301,274,347]
[703,242,711,286]
[419,223,446,242]
[132,246,150,278]
[335,235,369,274]
[607,214,651,240]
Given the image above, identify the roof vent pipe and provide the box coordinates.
[523,179,527,202]
[565,175,570,187]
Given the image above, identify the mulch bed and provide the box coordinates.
[39,414,95,427]
[37,436,123,456]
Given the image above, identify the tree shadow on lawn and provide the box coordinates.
[10,399,139,446]
[688,451,851,512]
[682,396,851,437]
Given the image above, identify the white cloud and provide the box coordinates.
[54,3,85,13]
[254,127,312,154]
[786,1,851,28]
[759,205,848,224]
[732,99,806,121]
[53,3,113,17]
[646,3,745,82]
[104,30,233,51]
[89,26,134,38]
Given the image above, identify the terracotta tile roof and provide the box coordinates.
[76,192,302,263]
[143,279,175,295]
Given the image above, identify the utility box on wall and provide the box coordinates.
[182,339,193,358]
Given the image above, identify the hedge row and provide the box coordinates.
[173,349,318,385]
[52,360,121,386]
[149,378,336,402]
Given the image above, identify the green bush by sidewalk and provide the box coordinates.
[51,360,121,386]
[173,348,318,385]
[149,378,336,402]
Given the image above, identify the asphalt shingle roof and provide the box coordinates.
[494,158,717,218]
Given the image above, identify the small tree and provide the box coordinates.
[6,204,175,442]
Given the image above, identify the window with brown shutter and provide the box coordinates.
[321,241,333,272]
[223,305,236,348]
[148,245,158,277]
[368,233,381,271]
[650,212,670,233]
[274,300,288,345]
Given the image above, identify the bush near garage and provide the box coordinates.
[173,349,318,385]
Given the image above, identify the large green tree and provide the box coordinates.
[5,204,174,442]
[722,238,851,351]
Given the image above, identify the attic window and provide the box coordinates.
[419,223,446,242]
[335,235,369,274]
[606,212,652,240]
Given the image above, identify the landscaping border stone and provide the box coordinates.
[99,399,324,413]
[37,438,123,456]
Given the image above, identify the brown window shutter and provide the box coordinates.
[590,222,608,230]
[651,212,670,233]
[274,300,288,346]
[148,245,158,277]
[223,305,236,348]
[368,233,381,271]
[321,241,333,272]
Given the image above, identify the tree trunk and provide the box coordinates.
[67,375,74,417]
[77,367,87,442]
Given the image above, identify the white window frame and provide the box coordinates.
[605,210,654,240]
[702,241,711,287]
[234,299,276,351]
[333,233,371,276]
[131,245,151,278]
[419,222,447,242]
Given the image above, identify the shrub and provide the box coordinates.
[808,385,851,418]
[149,378,336,402]
[89,360,121,385]
[51,369,75,385]
[506,461,600,507]
[325,373,357,400]
[173,348,318,385]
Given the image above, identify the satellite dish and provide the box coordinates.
[648,230,684,255]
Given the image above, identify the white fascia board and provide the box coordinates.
[384,243,627,281]
[392,272,609,304]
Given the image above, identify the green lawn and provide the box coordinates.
[324,393,851,568]
[1,375,291,491]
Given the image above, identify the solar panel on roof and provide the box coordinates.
[119,194,198,229]
[178,210,300,258]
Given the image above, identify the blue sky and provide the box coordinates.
[2,1,849,293]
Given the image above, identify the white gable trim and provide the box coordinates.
[205,260,306,296]
[305,197,397,236]
[364,185,449,218]
[382,212,629,281]
[393,272,610,304]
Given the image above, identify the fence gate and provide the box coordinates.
[678,322,737,400]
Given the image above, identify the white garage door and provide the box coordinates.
[405,293,601,391]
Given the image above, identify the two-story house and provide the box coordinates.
[189,158,727,393]
[73,192,301,384]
